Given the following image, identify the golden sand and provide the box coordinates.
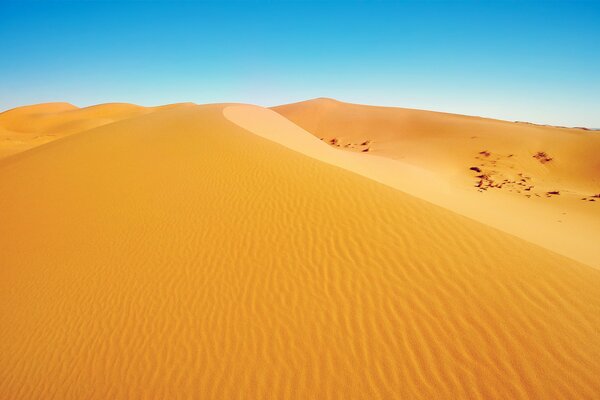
[272,98,600,267]
[0,102,194,158]
[0,102,599,399]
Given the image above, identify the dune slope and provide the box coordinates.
[271,98,600,194]
[1,104,599,399]
[271,98,600,267]
[0,102,194,159]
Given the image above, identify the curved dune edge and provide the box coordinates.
[223,104,599,268]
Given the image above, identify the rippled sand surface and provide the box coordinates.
[1,103,599,399]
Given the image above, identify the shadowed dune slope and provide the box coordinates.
[1,104,599,399]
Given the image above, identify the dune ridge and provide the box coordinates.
[1,103,599,399]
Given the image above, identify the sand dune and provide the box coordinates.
[271,98,600,267]
[1,103,599,399]
[272,98,600,194]
[0,102,194,159]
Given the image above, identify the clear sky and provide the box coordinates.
[1,1,599,127]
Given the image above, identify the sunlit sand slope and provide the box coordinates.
[272,98,600,267]
[0,102,193,158]
[272,98,600,195]
[1,104,599,399]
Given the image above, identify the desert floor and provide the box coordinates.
[1,100,599,399]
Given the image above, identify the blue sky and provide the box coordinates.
[1,1,599,127]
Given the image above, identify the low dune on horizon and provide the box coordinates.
[1,99,599,399]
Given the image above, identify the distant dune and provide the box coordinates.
[1,101,599,399]
[0,102,195,158]
[272,98,600,194]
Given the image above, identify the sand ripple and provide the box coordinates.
[0,104,599,399]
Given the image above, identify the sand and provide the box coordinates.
[271,98,600,268]
[0,102,194,159]
[1,101,599,399]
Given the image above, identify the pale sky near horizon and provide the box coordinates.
[1,1,599,127]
